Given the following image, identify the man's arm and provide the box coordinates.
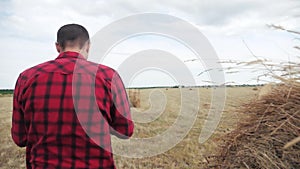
[11,75,27,147]
[109,72,134,139]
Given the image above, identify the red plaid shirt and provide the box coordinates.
[12,51,134,169]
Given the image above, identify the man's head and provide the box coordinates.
[56,24,90,58]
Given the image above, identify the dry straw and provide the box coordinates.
[206,26,300,168]
[210,79,300,169]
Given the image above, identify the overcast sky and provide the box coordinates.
[1,0,300,88]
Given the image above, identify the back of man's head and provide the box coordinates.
[57,24,90,50]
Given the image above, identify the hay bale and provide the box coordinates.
[209,80,300,169]
[258,83,275,100]
[128,89,141,108]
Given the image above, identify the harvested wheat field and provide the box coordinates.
[1,87,258,168]
[1,85,299,168]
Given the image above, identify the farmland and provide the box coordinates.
[0,87,259,168]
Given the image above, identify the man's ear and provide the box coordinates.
[81,41,90,59]
[85,41,90,53]
[55,42,62,53]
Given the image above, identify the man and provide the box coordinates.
[11,24,134,169]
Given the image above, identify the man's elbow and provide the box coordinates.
[11,130,27,147]
[123,129,134,139]
[125,122,134,138]
[111,122,134,139]
[12,136,27,147]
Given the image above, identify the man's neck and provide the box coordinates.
[61,48,88,59]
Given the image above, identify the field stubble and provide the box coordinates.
[0,87,258,168]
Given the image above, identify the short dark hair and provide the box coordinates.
[57,24,90,49]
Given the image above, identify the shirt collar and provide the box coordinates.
[56,51,86,60]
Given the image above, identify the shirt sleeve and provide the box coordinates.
[109,72,134,139]
[11,74,28,147]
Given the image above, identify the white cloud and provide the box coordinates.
[2,0,299,38]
